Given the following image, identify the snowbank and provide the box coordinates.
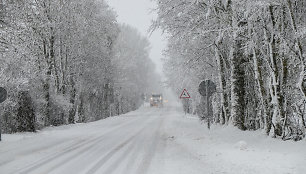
[163,109,306,174]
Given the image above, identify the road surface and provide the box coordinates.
[0,105,305,174]
[0,106,180,174]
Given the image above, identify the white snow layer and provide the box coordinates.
[0,103,305,174]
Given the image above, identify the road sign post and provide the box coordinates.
[0,87,8,141]
[206,86,210,129]
[198,80,216,129]
[180,89,191,99]
[180,89,191,115]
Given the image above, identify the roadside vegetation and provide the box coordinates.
[0,0,160,133]
[154,0,306,140]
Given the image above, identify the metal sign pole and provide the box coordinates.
[0,117,2,141]
[198,80,216,130]
[0,87,8,142]
[179,89,191,115]
[206,84,210,129]
[184,98,187,115]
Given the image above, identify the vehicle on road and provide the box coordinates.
[150,94,163,107]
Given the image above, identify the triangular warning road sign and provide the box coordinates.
[180,89,191,99]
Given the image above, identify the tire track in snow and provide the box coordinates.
[84,121,150,174]
[101,117,162,174]
[83,109,165,174]
[10,114,151,174]
[0,139,74,166]
[135,116,164,174]
[119,125,149,174]
[0,109,154,155]
[97,131,142,174]
[38,116,157,174]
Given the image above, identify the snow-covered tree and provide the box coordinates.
[153,0,306,140]
[0,0,160,133]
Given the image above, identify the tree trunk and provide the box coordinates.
[230,30,247,131]
[285,0,306,101]
[266,6,284,137]
[68,76,76,124]
[252,48,270,130]
[215,41,229,124]
[43,40,52,126]
[50,28,60,93]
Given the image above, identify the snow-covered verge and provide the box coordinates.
[162,108,306,174]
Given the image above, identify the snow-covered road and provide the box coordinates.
[1,105,305,174]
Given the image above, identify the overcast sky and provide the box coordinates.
[106,0,167,75]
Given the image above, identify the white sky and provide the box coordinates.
[106,0,167,75]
